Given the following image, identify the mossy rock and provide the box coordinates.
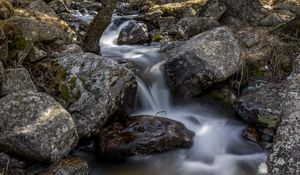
[152,34,164,42]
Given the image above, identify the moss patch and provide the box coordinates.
[152,34,164,42]
[258,111,280,128]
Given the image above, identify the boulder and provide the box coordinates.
[41,157,90,175]
[0,91,78,162]
[267,59,300,175]
[27,46,47,62]
[117,21,150,45]
[234,80,285,129]
[26,0,57,17]
[196,0,227,20]
[158,16,177,34]
[55,53,137,138]
[178,17,220,39]
[2,16,65,65]
[99,115,194,158]
[2,68,37,94]
[164,26,240,97]
[0,61,4,87]
[49,0,69,14]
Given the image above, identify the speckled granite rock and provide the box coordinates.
[164,26,240,97]
[267,58,300,175]
[0,91,78,162]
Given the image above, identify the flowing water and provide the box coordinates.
[77,15,268,175]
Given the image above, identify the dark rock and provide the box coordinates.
[178,17,220,39]
[234,80,285,129]
[41,157,90,175]
[49,0,69,14]
[99,115,194,158]
[0,26,8,63]
[164,26,240,98]
[0,91,78,162]
[260,11,296,26]
[27,46,47,62]
[71,1,102,11]
[241,126,261,144]
[117,21,150,45]
[158,16,177,34]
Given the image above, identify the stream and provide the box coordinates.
[76,15,267,175]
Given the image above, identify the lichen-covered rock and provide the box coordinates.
[2,68,37,94]
[55,53,137,138]
[196,0,227,20]
[26,0,57,17]
[117,21,150,45]
[158,16,177,34]
[99,115,194,158]
[164,26,240,97]
[0,91,78,162]
[178,17,220,39]
[41,157,90,175]
[267,59,300,175]
[2,16,65,65]
[234,80,285,129]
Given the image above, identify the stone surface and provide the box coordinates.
[196,0,227,20]
[117,21,150,45]
[2,68,37,94]
[0,0,14,20]
[234,80,285,129]
[0,91,78,162]
[99,115,194,158]
[164,26,240,97]
[49,0,69,14]
[56,53,137,138]
[261,11,296,26]
[41,157,90,175]
[178,17,220,39]
[158,16,177,34]
[267,59,300,175]
[27,46,47,62]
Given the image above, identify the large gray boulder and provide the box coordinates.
[99,115,194,158]
[56,53,137,138]
[0,91,78,162]
[267,59,300,175]
[163,26,240,97]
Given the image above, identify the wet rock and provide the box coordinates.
[164,26,240,97]
[260,11,296,26]
[234,80,285,129]
[99,115,194,158]
[27,46,47,62]
[41,157,90,175]
[55,53,137,138]
[2,68,37,94]
[196,0,227,20]
[117,21,150,45]
[178,17,220,39]
[241,126,261,144]
[0,91,78,162]
[267,59,300,175]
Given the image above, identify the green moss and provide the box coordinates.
[58,82,69,102]
[69,76,77,90]
[172,33,183,40]
[258,112,280,128]
[152,34,164,42]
